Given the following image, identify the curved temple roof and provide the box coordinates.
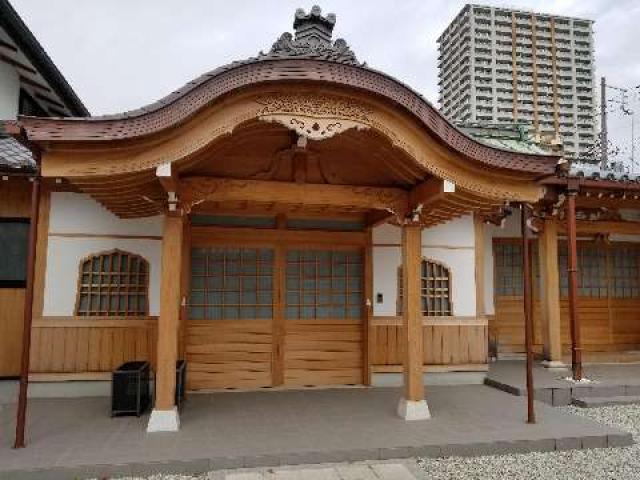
[11,5,561,177]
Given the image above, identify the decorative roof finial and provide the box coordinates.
[261,6,360,65]
[293,5,336,46]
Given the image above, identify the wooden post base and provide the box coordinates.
[397,397,431,421]
[147,407,180,433]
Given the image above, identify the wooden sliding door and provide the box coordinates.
[186,246,276,390]
[185,226,367,391]
[283,248,364,387]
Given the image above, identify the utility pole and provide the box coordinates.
[600,76,608,168]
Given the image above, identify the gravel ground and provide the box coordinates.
[416,404,640,480]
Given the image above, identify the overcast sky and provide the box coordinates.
[11,0,640,164]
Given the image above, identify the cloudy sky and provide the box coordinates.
[11,0,640,163]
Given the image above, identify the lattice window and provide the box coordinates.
[75,250,149,316]
[494,243,523,296]
[493,241,540,297]
[190,247,274,320]
[610,244,640,299]
[559,242,608,298]
[397,258,453,316]
[285,250,363,320]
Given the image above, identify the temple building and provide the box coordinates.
[3,6,640,433]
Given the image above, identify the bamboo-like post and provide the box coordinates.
[521,204,536,424]
[14,175,41,449]
[566,190,583,380]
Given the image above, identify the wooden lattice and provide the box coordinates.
[75,249,149,316]
[398,258,453,316]
[285,249,363,320]
[189,247,274,320]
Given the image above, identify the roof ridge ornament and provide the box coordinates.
[260,6,360,66]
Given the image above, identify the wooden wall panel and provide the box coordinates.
[284,320,363,387]
[492,297,640,353]
[0,179,34,377]
[185,320,272,390]
[0,179,31,217]
[29,318,156,374]
[0,289,26,376]
[370,317,488,368]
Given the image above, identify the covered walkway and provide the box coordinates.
[0,385,631,479]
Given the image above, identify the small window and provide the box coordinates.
[0,218,29,288]
[75,250,149,316]
[398,258,453,316]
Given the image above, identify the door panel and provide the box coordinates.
[186,247,275,390]
[283,249,364,386]
[185,243,366,390]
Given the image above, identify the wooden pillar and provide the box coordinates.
[147,214,183,432]
[539,218,563,366]
[398,223,430,420]
[521,205,536,424]
[14,176,41,449]
[566,191,583,380]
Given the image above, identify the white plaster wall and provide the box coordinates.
[0,62,19,120]
[43,193,163,316]
[44,238,161,316]
[483,209,522,316]
[372,215,477,317]
[49,192,163,236]
[610,234,640,242]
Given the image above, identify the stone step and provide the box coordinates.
[572,395,640,408]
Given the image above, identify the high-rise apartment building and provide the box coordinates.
[438,4,596,159]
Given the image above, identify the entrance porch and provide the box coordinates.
[0,385,631,479]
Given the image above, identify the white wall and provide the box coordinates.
[0,62,19,120]
[43,193,163,316]
[483,209,523,316]
[372,216,477,317]
[49,192,163,236]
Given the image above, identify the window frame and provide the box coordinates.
[74,249,150,317]
[397,257,454,317]
[0,217,30,289]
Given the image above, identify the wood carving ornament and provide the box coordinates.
[255,94,372,140]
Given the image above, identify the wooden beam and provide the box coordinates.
[179,177,408,214]
[401,223,424,402]
[539,217,562,364]
[156,163,178,193]
[409,178,454,210]
[154,214,184,411]
[559,220,640,235]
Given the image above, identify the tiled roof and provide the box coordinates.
[458,123,554,156]
[0,128,35,174]
[569,161,640,182]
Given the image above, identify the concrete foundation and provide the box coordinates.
[147,407,180,432]
[397,397,431,421]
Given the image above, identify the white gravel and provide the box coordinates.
[415,404,640,480]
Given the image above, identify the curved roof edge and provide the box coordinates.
[16,58,560,176]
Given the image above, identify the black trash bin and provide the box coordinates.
[111,361,151,417]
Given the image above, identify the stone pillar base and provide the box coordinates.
[541,360,568,370]
[147,407,180,432]
[397,397,431,421]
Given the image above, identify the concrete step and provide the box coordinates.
[572,395,640,408]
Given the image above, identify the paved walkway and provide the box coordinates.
[486,361,640,406]
[0,385,632,479]
[221,463,417,479]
